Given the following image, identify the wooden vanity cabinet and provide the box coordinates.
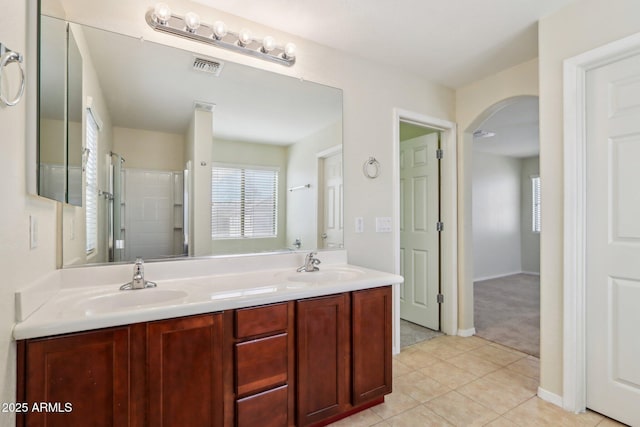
[17,286,392,427]
[17,324,146,427]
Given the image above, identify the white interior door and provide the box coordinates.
[585,51,640,427]
[400,133,440,330]
[321,152,343,249]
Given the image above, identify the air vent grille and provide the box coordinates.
[193,57,224,76]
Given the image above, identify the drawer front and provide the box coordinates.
[236,385,288,427]
[235,303,288,339]
[236,333,288,396]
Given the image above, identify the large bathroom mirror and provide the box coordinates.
[38,14,343,267]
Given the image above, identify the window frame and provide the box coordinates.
[531,175,541,233]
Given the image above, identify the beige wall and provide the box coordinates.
[113,127,185,171]
[455,59,538,332]
[538,0,640,398]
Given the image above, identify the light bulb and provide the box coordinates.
[238,29,252,46]
[261,36,276,53]
[184,12,200,32]
[153,2,172,25]
[212,21,227,39]
[283,42,296,59]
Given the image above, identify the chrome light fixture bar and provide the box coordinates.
[145,3,296,67]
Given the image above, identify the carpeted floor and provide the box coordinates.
[400,319,442,348]
[474,273,540,357]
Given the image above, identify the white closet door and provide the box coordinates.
[585,50,640,427]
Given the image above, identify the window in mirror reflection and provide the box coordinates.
[211,165,279,239]
[85,111,99,254]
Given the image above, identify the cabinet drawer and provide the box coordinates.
[236,385,288,427]
[236,333,288,397]
[235,302,288,338]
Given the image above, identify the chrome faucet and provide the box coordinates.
[120,258,157,290]
[297,252,321,272]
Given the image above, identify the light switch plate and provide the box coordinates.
[29,215,38,249]
[375,217,392,233]
[355,217,364,233]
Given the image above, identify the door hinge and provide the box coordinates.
[436,221,444,232]
[437,294,444,304]
[436,148,443,159]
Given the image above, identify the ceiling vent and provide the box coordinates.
[194,101,216,112]
[192,57,224,76]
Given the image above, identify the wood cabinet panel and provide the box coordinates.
[352,286,393,405]
[23,327,132,427]
[236,385,288,427]
[235,333,288,397]
[147,314,223,427]
[296,293,350,426]
[235,302,288,338]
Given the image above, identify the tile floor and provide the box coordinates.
[330,335,626,427]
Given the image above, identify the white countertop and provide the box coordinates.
[13,259,403,340]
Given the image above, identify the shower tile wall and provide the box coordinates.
[123,169,183,261]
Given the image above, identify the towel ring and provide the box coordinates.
[363,156,380,179]
[0,48,26,107]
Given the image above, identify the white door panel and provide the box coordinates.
[586,51,640,427]
[400,133,439,330]
[321,152,343,249]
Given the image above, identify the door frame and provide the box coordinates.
[563,30,640,413]
[392,109,458,344]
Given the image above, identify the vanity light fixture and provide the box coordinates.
[473,129,496,138]
[146,3,296,66]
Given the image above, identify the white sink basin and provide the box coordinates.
[78,289,188,315]
[281,267,364,284]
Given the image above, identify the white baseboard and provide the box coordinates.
[473,271,523,282]
[537,387,563,407]
[521,271,540,276]
[457,328,476,337]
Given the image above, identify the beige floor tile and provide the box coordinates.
[456,373,536,414]
[485,416,520,426]
[328,408,384,427]
[596,417,629,426]
[425,391,500,427]
[503,397,604,426]
[505,356,540,380]
[472,343,526,366]
[394,347,441,370]
[385,405,454,426]
[419,361,479,389]
[369,391,420,420]
[484,368,539,393]
[446,336,489,351]
[446,352,502,376]
[392,358,414,377]
[394,372,451,403]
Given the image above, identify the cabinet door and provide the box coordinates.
[352,286,393,405]
[147,314,223,427]
[23,327,132,427]
[296,293,350,426]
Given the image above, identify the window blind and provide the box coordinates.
[85,112,99,253]
[531,176,541,233]
[211,165,278,239]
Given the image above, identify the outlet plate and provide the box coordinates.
[375,217,392,233]
[355,217,364,233]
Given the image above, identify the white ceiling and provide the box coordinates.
[473,96,539,158]
[192,0,574,88]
